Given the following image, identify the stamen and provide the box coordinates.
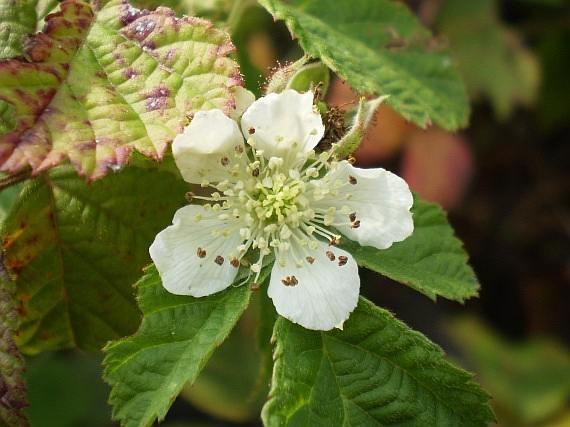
[348,175,358,185]
[326,250,336,261]
[351,220,361,229]
[197,247,207,258]
[306,256,315,264]
[338,256,348,266]
[214,255,224,265]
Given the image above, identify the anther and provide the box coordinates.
[252,168,259,177]
[235,145,244,154]
[248,127,255,134]
[329,236,340,246]
[349,212,357,222]
[197,247,207,258]
[281,276,299,286]
[251,282,260,291]
[351,220,361,229]
[220,156,229,166]
[185,192,195,202]
[230,257,240,268]
[348,175,358,185]
[338,256,348,266]
[306,256,315,264]
[326,251,336,261]
[214,255,224,265]
[348,156,356,164]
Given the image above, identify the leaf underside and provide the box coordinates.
[258,0,470,130]
[262,298,495,426]
[0,0,241,179]
[0,164,187,353]
[103,265,251,427]
[341,197,480,302]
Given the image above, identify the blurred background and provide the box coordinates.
[19,0,569,425]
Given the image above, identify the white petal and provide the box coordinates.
[150,205,243,297]
[313,161,414,249]
[172,109,244,184]
[228,86,255,120]
[241,89,324,160]
[268,239,360,330]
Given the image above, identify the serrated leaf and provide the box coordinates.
[103,265,251,427]
[341,197,479,302]
[438,0,540,119]
[0,163,187,353]
[258,0,469,130]
[0,276,28,427]
[0,0,242,179]
[262,297,494,426]
[0,0,37,59]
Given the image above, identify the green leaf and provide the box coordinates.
[0,276,28,427]
[449,317,570,425]
[103,265,251,427]
[262,297,494,426]
[0,0,37,59]
[258,0,469,130]
[0,163,187,353]
[0,0,242,179]
[437,0,540,119]
[180,292,272,422]
[341,197,479,302]
[0,100,17,135]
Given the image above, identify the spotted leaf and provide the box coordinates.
[0,0,242,179]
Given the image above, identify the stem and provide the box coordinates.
[0,170,31,192]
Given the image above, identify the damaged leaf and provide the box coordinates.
[0,163,187,353]
[0,0,242,179]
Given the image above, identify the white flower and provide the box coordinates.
[150,89,414,331]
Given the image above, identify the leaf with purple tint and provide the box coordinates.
[0,0,243,179]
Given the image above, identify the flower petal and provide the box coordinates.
[313,161,414,249]
[172,109,244,184]
[149,205,243,297]
[228,86,255,120]
[268,239,360,330]
[241,89,324,160]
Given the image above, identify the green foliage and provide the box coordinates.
[103,265,251,427]
[0,277,28,427]
[258,0,469,130]
[342,197,479,302]
[0,0,36,59]
[0,164,187,353]
[0,0,241,179]
[180,293,272,422]
[450,317,570,426]
[262,297,494,426]
[438,0,539,119]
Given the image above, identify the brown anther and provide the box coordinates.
[348,156,356,164]
[251,168,260,177]
[197,247,206,258]
[214,255,224,265]
[329,236,340,246]
[326,250,336,261]
[185,192,195,202]
[338,256,348,266]
[348,175,358,185]
[235,145,244,154]
[251,282,260,291]
[230,257,240,268]
[220,156,229,166]
[248,127,255,134]
[351,220,361,229]
[306,256,315,264]
[281,276,299,287]
[349,212,357,222]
